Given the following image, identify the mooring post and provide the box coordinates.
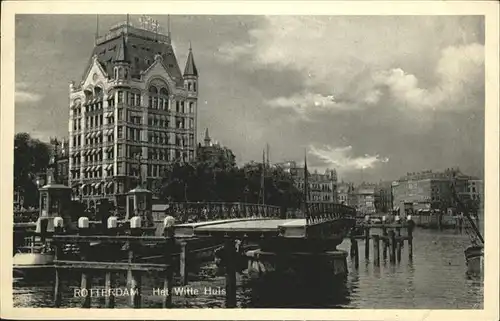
[224,237,237,308]
[396,236,402,263]
[179,241,188,285]
[351,238,359,269]
[104,216,118,308]
[364,215,370,261]
[382,216,388,261]
[349,229,356,258]
[163,216,175,308]
[407,215,414,260]
[53,217,64,307]
[129,216,142,308]
[78,217,92,308]
[372,234,380,266]
[388,229,396,264]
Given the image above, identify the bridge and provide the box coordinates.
[160,201,357,240]
[14,179,358,309]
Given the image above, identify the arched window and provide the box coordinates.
[148,86,158,109]
[159,88,169,110]
[94,86,103,99]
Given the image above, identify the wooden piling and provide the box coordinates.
[104,272,115,308]
[372,234,380,266]
[382,225,388,261]
[224,237,237,308]
[162,218,175,308]
[179,241,188,285]
[407,220,414,260]
[78,222,92,308]
[349,233,355,259]
[388,230,396,264]
[364,227,370,261]
[163,238,174,308]
[351,238,359,269]
[396,238,402,263]
[105,221,117,308]
[53,226,63,308]
[128,231,142,308]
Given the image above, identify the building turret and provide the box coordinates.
[113,33,130,83]
[204,128,211,147]
[183,43,198,94]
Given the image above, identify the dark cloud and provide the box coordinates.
[15,15,484,183]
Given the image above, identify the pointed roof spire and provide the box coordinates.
[204,128,211,146]
[183,43,198,76]
[115,32,128,62]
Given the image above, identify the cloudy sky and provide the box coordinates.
[15,15,485,182]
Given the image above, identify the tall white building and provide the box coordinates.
[68,19,198,209]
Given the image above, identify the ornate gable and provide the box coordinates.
[142,55,179,92]
[81,55,110,91]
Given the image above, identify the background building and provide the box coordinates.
[50,137,70,186]
[276,161,338,203]
[353,183,376,214]
[391,168,471,216]
[196,128,236,166]
[68,19,198,210]
[337,181,356,206]
[374,181,392,213]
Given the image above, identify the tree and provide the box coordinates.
[157,144,302,209]
[14,133,51,208]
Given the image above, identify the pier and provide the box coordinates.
[348,215,415,268]
[12,167,421,309]
[41,199,357,308]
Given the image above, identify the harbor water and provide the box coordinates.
[13,226,483,309]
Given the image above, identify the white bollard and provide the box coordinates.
[53,216,64,228]
[130,216,142,229]
[407,215,412,221]
[163,216,175,228]
[78,216,89,229]
[107,216,118,229]
[382,215,386,222]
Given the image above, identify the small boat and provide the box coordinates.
[13,244,55,280]
[465,245,484,277]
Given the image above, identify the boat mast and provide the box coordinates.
[449,172,484,245]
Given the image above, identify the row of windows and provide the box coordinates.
[296,182,334,191]
[310,194,333,201]
[86,114,104,128]
[73,119,82,131]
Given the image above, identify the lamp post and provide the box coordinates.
[134,152,148,189]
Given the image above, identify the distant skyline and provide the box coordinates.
[15,15,485,183]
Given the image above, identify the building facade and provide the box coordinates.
[276,161,338,203]
[50,137,70,186]
[68,20,198,209]
[353,183,376,214]
[337,181,356,206]
[391,168,470,216]
[196,128,236,166]
[374,181,392,213]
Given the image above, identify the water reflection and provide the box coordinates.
[14,228,483,309]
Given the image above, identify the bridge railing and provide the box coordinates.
[14,210,39,223]
[163,202,283,223]
[305,202,357,225]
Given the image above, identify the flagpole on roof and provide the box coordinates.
[304,147,309,217]
[94,15,99,45]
